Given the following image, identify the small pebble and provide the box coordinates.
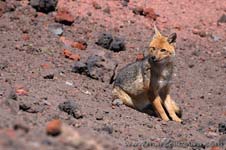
[46,119,62,136]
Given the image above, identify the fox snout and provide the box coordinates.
[151,55,157,62]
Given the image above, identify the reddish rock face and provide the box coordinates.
[55,9,74,25]
[22,34,30,41]
[210,146,221,150]
[71,41,87,50]
[46,119,62,136]
[0,1,6,17]
[136,53,144,61]
[143,7,158,20]
[63,49,80,61]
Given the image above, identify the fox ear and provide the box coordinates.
[167,33,177,44]
[153,25,162,37]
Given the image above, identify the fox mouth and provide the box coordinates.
[149,55,174,63]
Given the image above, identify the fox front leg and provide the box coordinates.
[151,95,170,121]
[164,95,182,122]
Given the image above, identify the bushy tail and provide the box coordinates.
[171,100,182,118]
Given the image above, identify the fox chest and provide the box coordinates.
[151,68,172,91]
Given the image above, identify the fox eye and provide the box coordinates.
[150,47,156,51]
[160,49,166,52]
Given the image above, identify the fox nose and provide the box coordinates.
[151,56,157,61]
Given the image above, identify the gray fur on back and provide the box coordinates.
[114,57,151,95]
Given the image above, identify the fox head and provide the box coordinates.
[149,26,177,62]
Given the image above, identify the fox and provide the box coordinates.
[112,26,182,122]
